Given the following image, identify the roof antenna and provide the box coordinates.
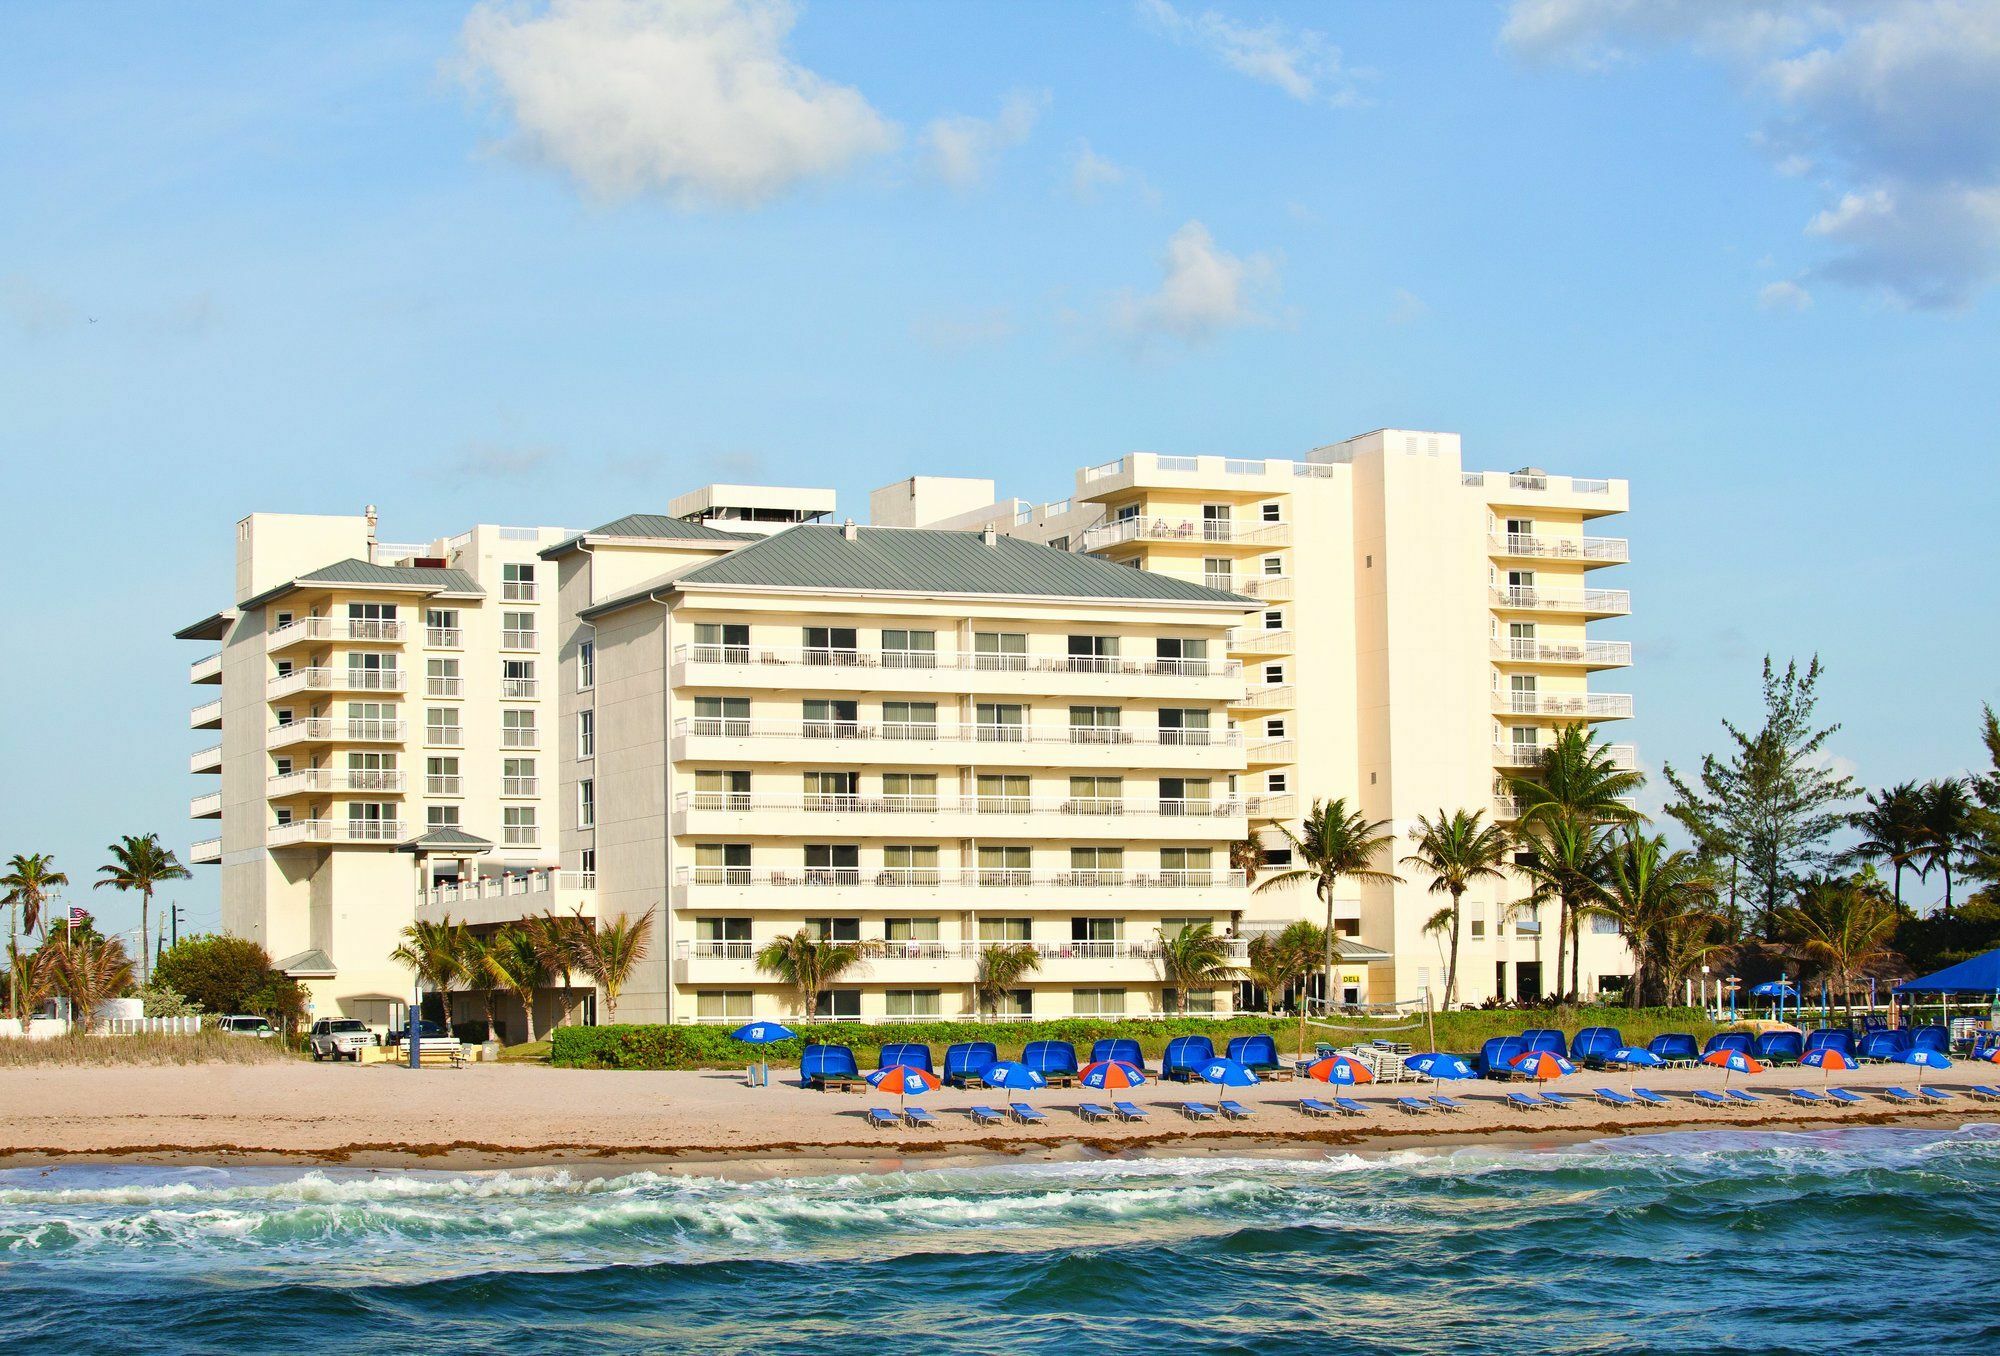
[364,504,379,550]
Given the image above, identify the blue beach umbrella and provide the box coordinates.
[730,1021,796,1087]
[1197,1057,1261,1089]
[1080,1059,1148,1090]
[1896,1047,1953,1091]
[866,1063,943,1109]
[1608,1047,1664,1068]
[1802,1047,1856,1084]
[1404,1052,1475,1084]
[1304,1055,1373,1086]
[980,1061,1048,1091]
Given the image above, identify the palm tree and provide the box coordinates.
[482,926,550,1044]
[1656,910,1733,1007]
[454,930,500,1043]
[974,941,1041,1017]
[1156,920,1235,1014]
[1512,814,1611,1002]
[93,835,189,986]
[574,907,658,1021]
[10,947,55,1035]
[1510,724,1643,997]
[1255,797,1401,1013]
[1917,778,1977,918]
[1779,874,1899,1008]
[1401,809,1512,1009]
[1850,781,1927,911]
[1244,919,1322,1013]
[2,853,67,1019]
[45,932,134,1033]
[755,930,863,1019]
[521,911,589,1027]
[390,917,469,1032]
[1229,835,1263,889]
[1585,833,1719,1007]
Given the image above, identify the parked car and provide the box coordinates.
[218,1015,275,1039]
[309,1017,378,1062]
[383,1019,452,1049]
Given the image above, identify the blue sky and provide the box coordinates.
[4,0,1997,943]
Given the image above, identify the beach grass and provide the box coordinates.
[0,1032,298,1067]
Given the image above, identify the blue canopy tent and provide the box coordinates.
[1021,1040,1080,1082]
[1091,1037,1146,1071]
[1226,1034,1281,1072]
[943,1041,998,1087]
[1162,1035,1216,1081]
[1893,947,2000,1043]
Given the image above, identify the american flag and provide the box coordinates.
[68,906,86,926]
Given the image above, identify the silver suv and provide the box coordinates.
[218,1015,275,1039]
[309,1017,376,1062]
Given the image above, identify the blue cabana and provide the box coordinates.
[1752,1030,1803,1064]
[1858,1029,1912,1061]
[1703,1031,1752,1058]
[800,1043,859,1087]
[1520,1029,1569,1058]
[1021,1040,1079,1080]
[1911,1025,1950,1054]
[1091,1037,1146,1070]
[1894,948,2000,996]
[943,1041,998,1087]
[1162,1035,1216,1081]
[877,1042,934,1073]
[1572,1027,1624,1066]
[1479,1036,1527,1078]
[1804,1027,1854,1057]
[1648,1032,1699,1064]
[1226,1034,1281,1071]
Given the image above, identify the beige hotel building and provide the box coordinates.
[176,430,1633,1031]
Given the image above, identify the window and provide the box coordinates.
[1071,917,1124,950]
[802,626,859,664]
[1263,555,1283,575]
[425,609,461,647]
[1335,918,1361,938]
[804,844,859,884]
[885,990,942,1018]
[803,698,859,738]
[696,991,753,1022]
[503,758,537,796]
[1264,609,1284,631]
[978,845,1031,885]
[1201,504,1232,540]
[690,697,744,737]
[1114,502,1139,522]
[1155,636,1209,675]
[1261,502,1281,523]
[695,769,751,810]
[502,610,536,649]
[693,623,750,661]
[346,602,397,639]
[696,843,751,884]
[882,701,937,740]
[976,774,1029,814]
[425,708,461,747]
[805,917,860,942]
[975,703,1025,742]
[426,756,461,796]
[979,918,1032,942]
[880,629,936,669]
[579,848,595,882]
[1267,772,1289,793]
[345,701,397,738]
[273,807,293,827]
[346,750,395,790]
[502,806,536,845]
[1158,777,1210,815]
[882,847,940,887]
[1262,846,1294,869]
[803,770,858,809]
[1591,915,1623,935]
[502,709,538,748]
[275,708,294,727]
[884,917,940,943]
[503,658,537,699]
[1263,664,1284,685]
[577,709,594,757]
[696,918,752,957]
[1074,988,1126,1016]
[818,989,861,1021]
[883,773,937,811]
[1068,705,1124,743]
[1203,557,1232,590]
[1264,718,1286,739]
[578,779,594,829]
[345,802,394,839]
[426,805,461,830]
[578,641,594,690]
[1068,775,1123,814]
[1047,535,1069,554]
[502,562,536,602]
[987,989,1032,1017]
[1068,847,1124,885]
[1065,634,1118,671]
[1160,847,1213,885]
[346,651,399,690]
[273,756,293,777]
[1158,708,1211,745]
[1515,903,1542,935]
[275,610,294,630]
[427,658,461,698]
[973,631,1026,671]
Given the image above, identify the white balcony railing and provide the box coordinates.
[425,627,462,648]
[268,818,407,847]
[502,776,539,796]
[189,652,223,684]
[1236,575,1293,601]
[502,582,539,603]
[426,774,462,796]
[190,837,221,864]
[673,718,1239,748]
[501,728,539,749]
[1490,587,1632,615]
[427,676,464,697]
[676,936,1283,963]
[1245,739,1296,764]
[189,699,222,730]
[189,791,222,819]
[1080,517,1291,551]
[1243,793,1296,819]
[267,768,407,796]
[267,667,406,698]
[1491,638,1633,667]
[1487,533,1629,563]
[267,617,406,648]
[418,868,595,908]
[677,867,1248,892]
[502,825,538,846]
[1236,683,1296,709]
[501,678,540,699]
[502,629,538,650]
[673,644,1239,679]
[1227,629,1294,655]
[1495,741,1638,770]
[675,793,1245,819]
[1493,691,1634,719]
[266,717,406,748]
[189,742,223,774]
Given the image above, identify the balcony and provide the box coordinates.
[674,866,1249,908]
[266,717,406,750]
[1492,796,1526,821]
[425,626,462,649]
[267,617,406,651]
[673,792,1244,840]
[1244,738,1295,766]
[670,644,1241,698]
[1494,741,1637,770]
[1489,586,1631,617]
[502,776,539,797]
[501,628,538,650]
[189,699,222,731]
[1493,691,1634,720]
[1491,638,1632,669]
[267,768,407,797]
[1081,516,1291,552]
[189,791,222,819]
[1236,575,1293,602]
[1244,792,1296,819]
[501,728,540,750]
[1462,470,1629,515]
[426,774,463,796]
[1235,683,1296,712]
[426,675,464,698]
[189,743,223,775]
[672,932,1294,987]
[190,837,222,865]
[267,666,407,699]
[672,717,1242,769]
[501,678,540,699]
[502,581,539,603]
[416,868,597,927]
[267,818,407,847]
[1228,628,1294,656]
[189,652,223,684]
[1488,532,1629,566]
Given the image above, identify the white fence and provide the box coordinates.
[99,1016,204,1036]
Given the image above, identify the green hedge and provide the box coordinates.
[549,1007,1720,1070]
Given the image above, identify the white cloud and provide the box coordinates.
[1136,0,1367,106]
[1112,220,1279,343]
[1502,0,2000,310]
[1758,279,1814,311]
[922,89,1048,188]
[1068,140,1159,205]
[1387,288,1429,325]
[455,0,898,207]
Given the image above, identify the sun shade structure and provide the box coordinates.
[1404,1052,1476,1082]
[1304,1055,1373,1085]
[1196,1057,1260,1088]
[1894,947,2000,996]
[1509,1052,1577,1081]
[1079,1059,1148,1090]
[978,1061,1048,1091]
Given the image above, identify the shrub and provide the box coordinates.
[134,984,202,1018]
[153,935,301,1021]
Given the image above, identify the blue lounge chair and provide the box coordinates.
[802,1042,862,1090]
[1008,1102,1047,1125]
[1113,1101,1149,1122]
[943,1041,999,1088]
[1299,1097,1335,1118]
[1572,1026,1624,1067]
[1178,1102,1217,1121]
[1395,1097,1431,1115]
[1629,1087,1671,1107]
[1505,1092,1544,1111]
[903,1106,938,1127]
[877,1042,935,1074]
[1691,1090,1731,1108]
[1333,1097,1370,1116]
[1918,1087,1954,1103]
[1786,1088,1828,1106]
[1021,1040,1081,1084]
[1592,1088,1635,1108]
[1090,1038,1146,1071]
[1703,1032,1752,1059]
[969,1105,1006,1125]
[1226,1034,1281,1074]
[1538,1092,1576,1109]
[1431,1096,1466,1113]
[1725,1089,1760,1105]
[1882,1087,1923,1104]
[1825,1088,1867,1105]
[1753,1030,1804,1065]
[1219,1099,1255,1120]
[1163,1036,1217,1082]
[1078,1103,1113,1122]
[1649,1033,1700,1066]
[865,1107,900,1129]
[1968,1085,2000,1103]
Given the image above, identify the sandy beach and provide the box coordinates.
[0,1058,1985,1172]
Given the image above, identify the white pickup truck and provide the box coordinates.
[308,1017,378,1062]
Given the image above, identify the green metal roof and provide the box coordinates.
[540,513,755,559]
[240,559,483,611]
[670,526,1258,605]
[173,609,236,641]
[397,828,494,853]
[274,948,337,978]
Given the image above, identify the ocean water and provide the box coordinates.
[3,1126,1998,1354]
